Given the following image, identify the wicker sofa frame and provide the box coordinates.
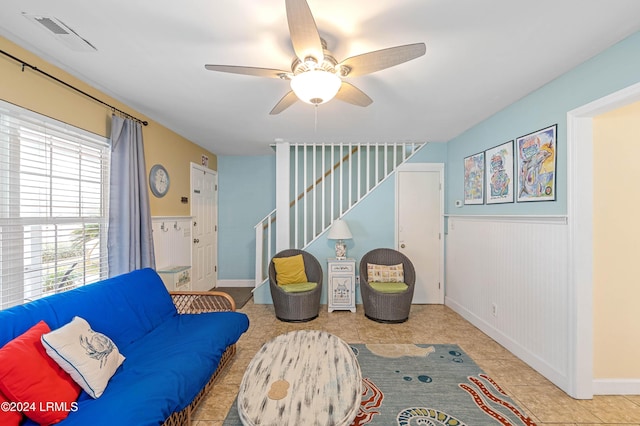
[162,291,238,426]
[359,248,416,323]
[268,249,323,322]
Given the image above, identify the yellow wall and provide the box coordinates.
[593,100,640,379]
[0,36,216,217]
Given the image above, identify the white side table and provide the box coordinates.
[157,265,192,291]
[327,258,356,313]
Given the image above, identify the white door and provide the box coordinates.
[396,163,444,304]
[190,164,217,291]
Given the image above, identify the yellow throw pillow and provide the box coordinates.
[367,263,404,283]
[273,254,308,285]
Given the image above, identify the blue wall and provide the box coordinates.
[446,31,640,215]
[409,142,448,164]
[218,155,275,280]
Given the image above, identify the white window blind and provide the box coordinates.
[0,100,110,310]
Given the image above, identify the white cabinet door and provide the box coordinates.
[328,259,356,312]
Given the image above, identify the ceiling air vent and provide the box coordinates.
[22,14,97,52]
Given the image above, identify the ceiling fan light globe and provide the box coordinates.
[290,70,341,105]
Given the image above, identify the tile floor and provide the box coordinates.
[192,301,640,425]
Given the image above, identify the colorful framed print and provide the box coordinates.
[463,151,485,205]
[485,140,514,204]
[516,124,557,202]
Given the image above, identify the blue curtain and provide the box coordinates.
[108,115,155,276]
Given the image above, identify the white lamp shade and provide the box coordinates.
[327,219,352,240]
[290,70,341,105]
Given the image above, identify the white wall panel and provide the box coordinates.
[151,216,192,269]
[446,215,569,391]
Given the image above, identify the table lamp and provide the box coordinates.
[327,219,352,260]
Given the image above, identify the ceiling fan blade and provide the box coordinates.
[335,82,373,107]
[204,64,289,79]
[285,0,324,63]
[338,43,426,77]
[270,91,299,115]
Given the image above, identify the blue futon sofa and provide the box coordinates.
[0,268,249,425]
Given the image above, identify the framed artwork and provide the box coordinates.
[516,124,557,202]
[485,140,514,204]
[463,151,485,205]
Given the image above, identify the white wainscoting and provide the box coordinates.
[152,216,192,270]
[445,215,570,392]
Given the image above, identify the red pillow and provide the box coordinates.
[0,389,23,426]
[0,321,81,425]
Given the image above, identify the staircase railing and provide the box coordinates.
[254,142,425,286]
[254,209,276,286]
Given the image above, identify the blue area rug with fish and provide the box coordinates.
[223,343,535,426]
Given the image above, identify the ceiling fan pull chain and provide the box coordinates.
[314,104,318,133]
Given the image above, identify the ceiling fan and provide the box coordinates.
[204,0,426,115]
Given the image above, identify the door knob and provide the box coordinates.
[193,238,200,244]
[400,243,406,248]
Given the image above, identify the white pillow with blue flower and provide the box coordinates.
[41,316,125,398]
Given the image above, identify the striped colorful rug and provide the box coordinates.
[223,343,535,425]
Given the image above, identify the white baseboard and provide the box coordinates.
[216,279,254,288]
[445,297,640,398]
[593,379,640,395]
[445,296,570,394]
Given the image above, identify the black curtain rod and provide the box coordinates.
[1,49,148,126]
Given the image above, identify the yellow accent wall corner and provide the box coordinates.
[0,36,216,217]
[592,100,640,379]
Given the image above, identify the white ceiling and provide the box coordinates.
[1,1,640,155]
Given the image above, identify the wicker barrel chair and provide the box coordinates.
[269,249,323,322]
[359,248,416,323]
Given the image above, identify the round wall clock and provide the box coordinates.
[149,164,170,198]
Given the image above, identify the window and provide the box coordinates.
[0,100,110,310]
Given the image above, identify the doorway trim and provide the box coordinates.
[394,162,445,304]
[567,81,640,398]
